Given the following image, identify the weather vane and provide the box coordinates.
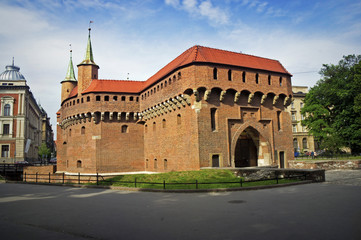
[89,20,94,30]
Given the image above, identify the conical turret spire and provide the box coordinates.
[64,49,77,82]
[80,28,97,65]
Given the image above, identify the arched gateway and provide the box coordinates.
[231,125,273,168]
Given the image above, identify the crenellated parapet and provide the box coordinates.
[59,111,140,129]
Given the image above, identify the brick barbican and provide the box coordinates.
[57,29,294,174]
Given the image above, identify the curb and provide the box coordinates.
[5,180,315,193]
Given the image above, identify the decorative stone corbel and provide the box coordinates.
[182,94,191,105]
[261,95,267,105]
[92,112,97,123]
[133,112,138,121]
[126,112,130,121]
[167,100,177,110]
[101,112,105,121]
[193,89,200,102]
[176,96,186,107]
[284,97,289,106]
[220,91,227,102]
[248,93,254,104]
[109,112,113,120]
[234,92,241,103]
[204,90,211,101]
[117,112,122,121]
[273,95,279,105]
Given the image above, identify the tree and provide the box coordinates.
[38,142,51,159]
[301,55,361,154]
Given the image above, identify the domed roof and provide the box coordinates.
[0,63,26,81]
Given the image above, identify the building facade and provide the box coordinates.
[57,29,294,174]
[0,61,50,163]
[286,86,316,154]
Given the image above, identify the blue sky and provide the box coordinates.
[0,0,360,135]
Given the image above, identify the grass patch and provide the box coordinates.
[95,169,301,190]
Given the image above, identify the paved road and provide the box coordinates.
[0,170,360,240]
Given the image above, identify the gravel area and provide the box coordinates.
[325,169,361,186]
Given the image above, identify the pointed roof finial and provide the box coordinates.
[63,45,77,82]
[12,57,14,66]
[79,21,97,66]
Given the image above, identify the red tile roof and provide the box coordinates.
[82,79,144,94]
[69,86,78,98]
[143,45,291,89]
[79,45,291,95]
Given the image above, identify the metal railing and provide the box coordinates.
[22,172,308,190]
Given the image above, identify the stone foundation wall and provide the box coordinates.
[233,168,325,182]
[289,160,361,170]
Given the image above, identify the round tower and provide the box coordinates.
[61,49,77,103]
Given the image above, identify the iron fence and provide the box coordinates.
[21,172,308,190]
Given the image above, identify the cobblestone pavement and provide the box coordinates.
[325,169,361,186]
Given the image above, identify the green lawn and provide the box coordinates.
[96,169,300,190]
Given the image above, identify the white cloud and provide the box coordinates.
[256,2,268,13]
[199,1,229,24]
[165,0,180,8]
[165,0,229,25]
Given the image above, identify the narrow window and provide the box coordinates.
[153,122,156,131]
[81,98,84,103]
[165,81,168,87]
[70,102,72,106]
[104,96,109,101]
[277,111,282,131]
[173,75,176,82]
[121,96,126,101]
[154,159,158,169]
[162,119,166,128]
[302,138,308,149]
[145,124,148,133]
[213,67,218,80]
[73,100,75,105]
[292,124,297,132]
[210,108,217,131]
[136,97,139,102]
[121,125,128,133]
[3,124,9,135]
[169,78,172,85]
[279,77,283,86]
[293,138,298,151]
[157,85,159,91]
[96,96,101,101]
[212,155,220,167]
[161,83,163,89]
[228,69,232,81]
[69,128,72,136]
[178,72,181,79]
[177,114,181,125]
[242,72,246,83]
[255,73,259,84]
[146,159,149,169]
[268,75,271,85]
[87,96,90,102]
[81,126,85,135]
[129,96,134,101]
[77,160,82,168]
[1,145,9,158]
[292,112,296,121]
[113,96,118,101]
[77,99,79,103]
[164,159,168,170]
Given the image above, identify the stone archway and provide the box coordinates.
[231,124,273,167]
[234,131,258,167]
